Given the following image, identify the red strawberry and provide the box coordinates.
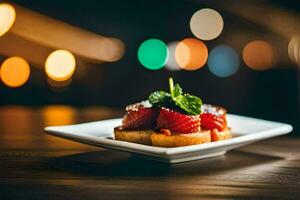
[201,104,227,131]
[157,108,201,133]
[123,107,158,130]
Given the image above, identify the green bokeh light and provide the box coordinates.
[138,39,169,70]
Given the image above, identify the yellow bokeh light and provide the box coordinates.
[0,57,30,88]
[175,38,208,70]
[190,8,223,41]
[0,3,16,37]
[243,40,276,70]
[45,50,76,81]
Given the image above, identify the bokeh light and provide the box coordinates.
[0,3,16,37]
[208,45,239,77]
[190,8,223,41]
[175,38,208,70]
[137,39,168,70]
[166,41,181,71]
[288,36,300,66]
[45,50,76,81]
[0,57,30,88]
[243,40,276,70]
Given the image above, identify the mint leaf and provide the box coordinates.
[148,91,172,107]
[173,94,202,115]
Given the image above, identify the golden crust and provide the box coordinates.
[114,126,232,147]
[151,130,212,147]
[114,126,152,145]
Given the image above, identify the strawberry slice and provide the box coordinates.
[201,113,226,131]
[201,104,227,131]
[157,108,201,133]
[122,107,158,130]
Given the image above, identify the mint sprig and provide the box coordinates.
[148,77,202,115]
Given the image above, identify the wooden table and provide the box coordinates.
[0,106,299,200]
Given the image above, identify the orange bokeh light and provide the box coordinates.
[243,40,276,70]
[0,57,30,88]
[175,38,208,70]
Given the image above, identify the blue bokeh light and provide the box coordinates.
[208,45,239,77]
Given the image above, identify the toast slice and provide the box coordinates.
[114,126,232,147]
[114,126,152,145]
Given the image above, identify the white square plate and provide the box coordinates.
[44,114,293,163]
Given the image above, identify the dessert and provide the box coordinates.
[114,78,231,147]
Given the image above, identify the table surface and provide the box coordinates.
[0,106,299,200]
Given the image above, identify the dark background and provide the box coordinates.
[1,0,300,130]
